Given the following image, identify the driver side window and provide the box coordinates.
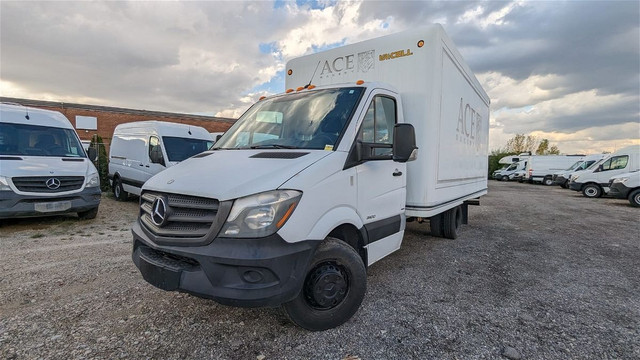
[149,136,160,159]
[358,96,397,157]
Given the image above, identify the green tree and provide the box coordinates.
[536,139,549,155]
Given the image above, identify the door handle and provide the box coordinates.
[139,164,144,166]
[393,170,403,177]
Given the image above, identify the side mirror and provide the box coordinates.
[87,147,97,161]
[595,164,603,172]
[216,134,223,142]
[392,123,418,163]
[149,145,165,166]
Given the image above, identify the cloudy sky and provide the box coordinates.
[1,0,638,154]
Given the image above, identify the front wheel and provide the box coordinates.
[628,189,640,207]
[282,237,366,331]
[113,178,128,201]
[502,175,509,182]
[582,184,602,198]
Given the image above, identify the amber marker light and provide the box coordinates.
[307,85,316,89]
[259,96,266,101]
[286,88,294,93]
[296,86,304,91]
[277,202,298,228]
[287,69,293,75]
[417,40,425,48]
[356,80,365,85]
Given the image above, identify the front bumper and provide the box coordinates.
[553,175,568,186]
[0,187,101,219]
[608,182,631,199]
[131,220,319,307]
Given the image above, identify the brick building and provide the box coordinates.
[1,97,236,149]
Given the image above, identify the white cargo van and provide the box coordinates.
[130,25,489,330]
[569,145,640,198]
[608,171,640,207]
[0,103,100,219]
[108,121,213,200]
[552,154,606,188]
[493,160,527,181]
[523,155,585,185]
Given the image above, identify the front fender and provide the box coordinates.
[278,205,363,243]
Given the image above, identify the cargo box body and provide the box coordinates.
[286,25,490,216]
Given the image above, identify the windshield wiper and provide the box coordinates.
[249,144,299,149]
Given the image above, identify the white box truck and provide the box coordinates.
[130,25,489,330]
[569,145,640,198]
[0,103,100,219]
[108,121,213,200]
[523,155,585,185]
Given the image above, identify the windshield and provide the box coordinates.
[587,158,606,170]
[214,87,364,150]
[0,123,86,158]
[162,136,213,162]
[566,161,583,171]
[506,163,517,171]
[578,160,596,170]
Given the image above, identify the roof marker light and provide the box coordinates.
[307,85,316,90]
[296,86,304,91]
[287,69,293,75]
[356,80,365,85]
[417,40,425,48]
[285,88,294,93]
[259,96,266,101]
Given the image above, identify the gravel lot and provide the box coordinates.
[1,182,638,359]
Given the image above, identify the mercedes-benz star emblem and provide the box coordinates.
[151,198,167,227]
[46,178,61,190]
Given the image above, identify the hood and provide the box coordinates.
[1,156,94,178]
[143,149,332,201]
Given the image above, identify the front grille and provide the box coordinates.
[140,191,219,239]
[12,176,84,193]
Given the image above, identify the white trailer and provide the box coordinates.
[131,25,489,331]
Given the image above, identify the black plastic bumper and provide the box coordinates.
[553,175,567,186]
[608,183,631,199]
[131,220,320,307]
[569,181,583,191]
[0,187,101,219]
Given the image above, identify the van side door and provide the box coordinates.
[352,91,406,265]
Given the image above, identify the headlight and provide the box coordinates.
[0,176,12,191]
[221,190,302,238]
[85,173,100,188]
[572,175,580,182]
[612,177,629,184]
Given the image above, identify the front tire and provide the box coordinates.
[78,206,98,220]
[502,175,509,182]
[282,237,366,331]
[113,178,128,201]
[582,184,602,198]
[628,189,640,207]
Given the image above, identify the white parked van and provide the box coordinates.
[608,171,640,207]
[130,25,489,330]
[569,145,640,198]
[552,154,606,188]
[0,104,100,219]
[523,155,585,185]
[108,121,213,200]
[493,160,527,181]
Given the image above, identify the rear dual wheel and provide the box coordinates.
[430,205,463,239]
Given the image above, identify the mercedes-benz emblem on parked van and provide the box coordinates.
[46,178,61,190]
[151,198,168,227]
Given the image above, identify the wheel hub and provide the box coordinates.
[304,262,348,309]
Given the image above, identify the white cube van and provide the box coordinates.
[569,145,640,198]
[108,121,213,200]
[0,103,100,219]
[130,25,489,330]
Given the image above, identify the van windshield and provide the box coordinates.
[162,136,214,162]
[566,161,583,171]
[214,87,364,150]
[0,123,86,158]
[587,158,606,170]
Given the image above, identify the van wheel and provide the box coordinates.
[629,189,640,207]
[543,176,553,186]
[113,178,128,201]
[78,207,99,220]
[582,184,602,198]
[501,175,509,181]
[443,205,463,239]
[429,214,444,237]
[562,180,570,189]
[282,237,366,331]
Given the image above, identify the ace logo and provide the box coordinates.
[319,50,375,78]
[456,98,482,149]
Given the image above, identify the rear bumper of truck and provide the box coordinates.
[0,187,101,219]
[131,220,319,307]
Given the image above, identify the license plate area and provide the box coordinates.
[34,201,72,213]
